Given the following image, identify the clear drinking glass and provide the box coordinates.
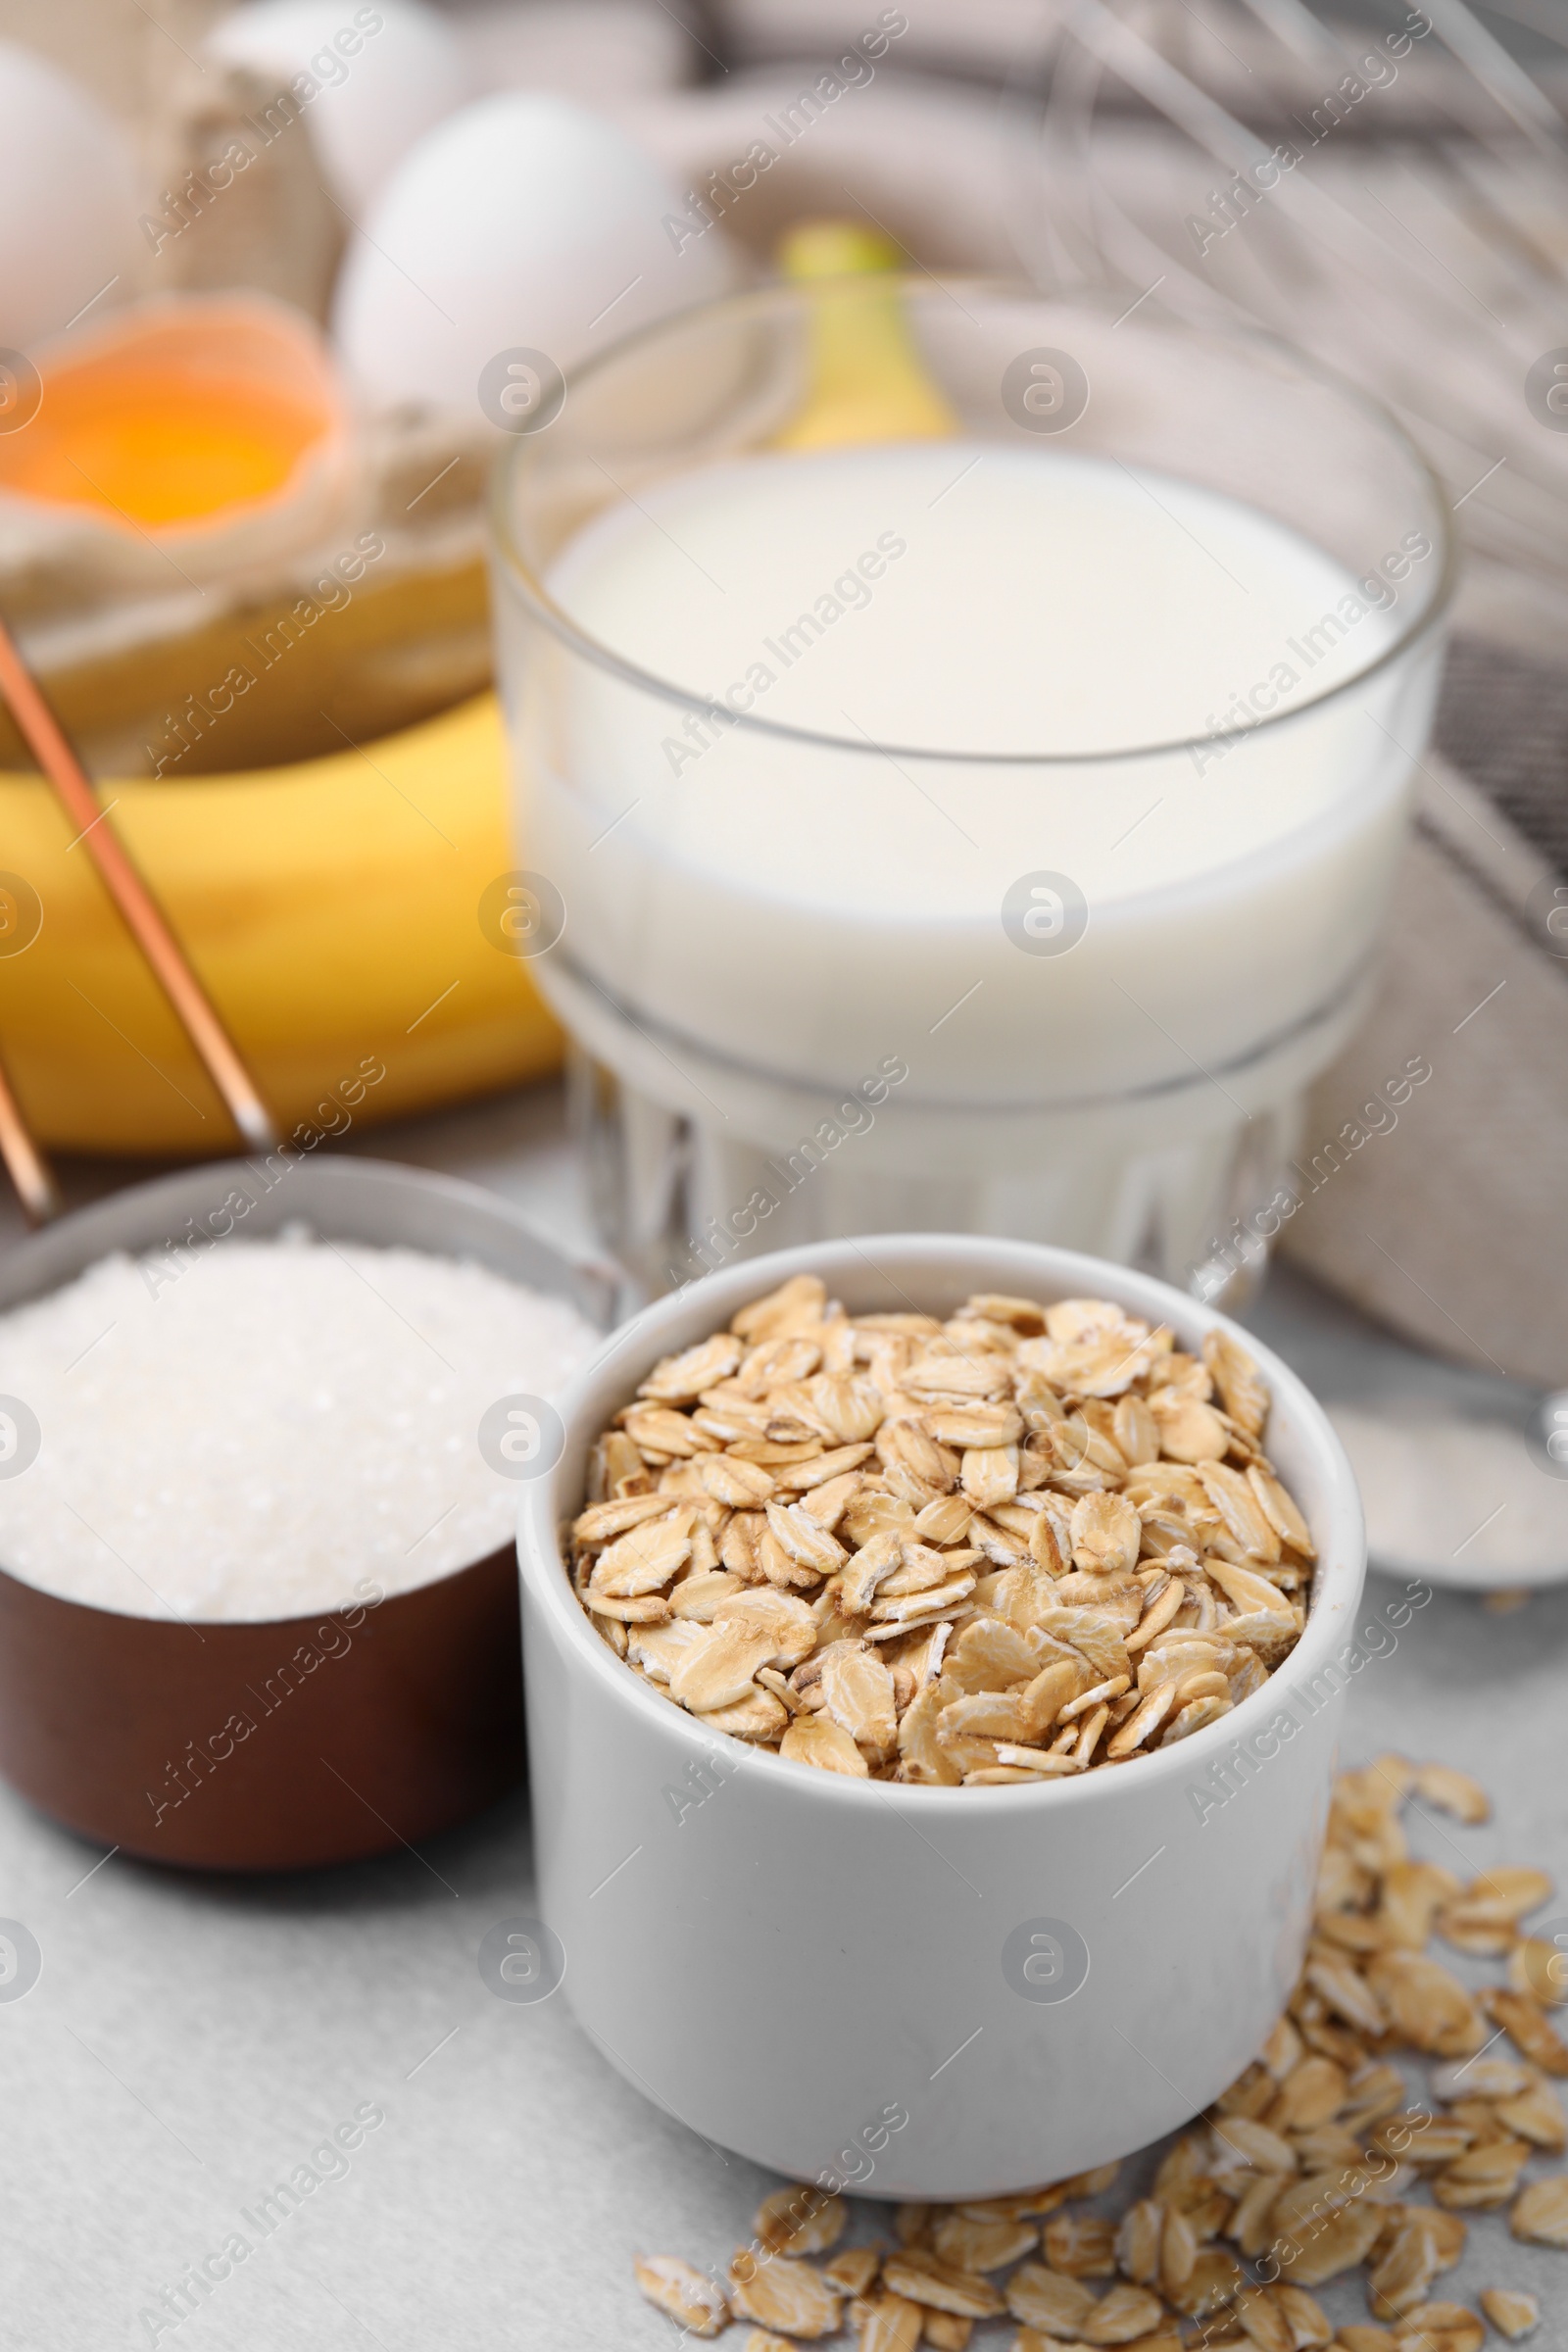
[487,279,1454,1297]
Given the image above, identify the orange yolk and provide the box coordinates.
[0,381,323,525]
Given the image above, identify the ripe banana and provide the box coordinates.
[0,690,562,1155]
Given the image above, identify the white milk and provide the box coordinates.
[528,442,1434,1109]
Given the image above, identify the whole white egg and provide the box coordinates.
[331,93,737,416]
[0,42,135,354]
[207,0,470,215]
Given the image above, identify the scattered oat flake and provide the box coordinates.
[728,2250,842,2336]
[858,2295,924,2352]
[1270,2197,1385,2285]
[1044,2214,1117,2278]
[822,2244,881,2295]
[1479,2286,1540,2338]
[918,2312,975,2351]
[1413,1764,1491,1824]
[1391,2302,1485,2352]
[1485,1988,1568,2076]
[754,2184,847,2257]
[1495,2080,1567,2149]
[929,2212,1036,2273]
[1213,2116,1296,2173]
[1005,2259,1098,2331]
[879,2250,1005,2318]
[1510,2175,1568,2244]
[1083,2280,1166,2341]
[1365,1952,1486,2056]
[634,2253,729,2334]
[1511,1936,1568,2007]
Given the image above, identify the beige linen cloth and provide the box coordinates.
[1283,659,1568,1392]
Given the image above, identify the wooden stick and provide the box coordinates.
[0,613,278,1153]
[0,1049,61,1225]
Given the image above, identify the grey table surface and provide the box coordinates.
[2,1082,1565,2351]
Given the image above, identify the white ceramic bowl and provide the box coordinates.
[518,1236,1365,2197]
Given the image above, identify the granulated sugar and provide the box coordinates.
[0,1238,600,1622]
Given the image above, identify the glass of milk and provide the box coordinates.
[488,280,1454,1296]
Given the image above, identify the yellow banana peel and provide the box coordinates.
[0,691,562,1155]
[774,220,956,450]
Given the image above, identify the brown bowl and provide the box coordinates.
[0,1156,620,1870]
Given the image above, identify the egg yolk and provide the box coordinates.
[0,380,323,525]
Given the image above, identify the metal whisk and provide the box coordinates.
[1021,0,1568,607]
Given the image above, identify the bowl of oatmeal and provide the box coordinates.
[518,1235,1365,2195]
